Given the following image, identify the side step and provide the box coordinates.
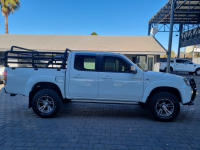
[71,99,140,105]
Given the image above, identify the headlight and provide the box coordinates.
[183,78,190,86]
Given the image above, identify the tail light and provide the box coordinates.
[160,63,161,66]
[3,71,7,85]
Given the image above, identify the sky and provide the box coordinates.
[0,0,184,53]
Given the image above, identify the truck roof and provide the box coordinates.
[71,50,123,56]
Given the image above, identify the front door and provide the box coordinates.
[68,54,98,99]
[183,60,194,72]
[98,55,143,101]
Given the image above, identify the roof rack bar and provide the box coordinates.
[10,46,38,52]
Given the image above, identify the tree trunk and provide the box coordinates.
[5,15,9,34]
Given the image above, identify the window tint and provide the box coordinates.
[184,60,192,64]
[176,59,193,64]
[103,56,130,72]
[74,55,96,71]
[176,59,185,63]
[170,59,174,62]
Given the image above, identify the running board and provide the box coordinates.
[71,99,140,105]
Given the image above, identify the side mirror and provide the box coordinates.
[130,66,137,74]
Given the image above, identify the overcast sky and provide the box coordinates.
[0,0,184,53]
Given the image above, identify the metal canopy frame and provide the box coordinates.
[148,0,200,26]
[148,0,200,73]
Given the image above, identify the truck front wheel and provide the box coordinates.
[148,92,180,122]
[195,68,200,76]
[32,89,63,118]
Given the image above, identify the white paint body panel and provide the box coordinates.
[4,68,65,97]
[142,71,192,104]
[98,72,143,101]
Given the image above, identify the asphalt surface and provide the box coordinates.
[0,72,199,150]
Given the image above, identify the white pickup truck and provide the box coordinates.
[1,46,197,122]
[160,58,200,75]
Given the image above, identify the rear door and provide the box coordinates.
[68,53,99,99]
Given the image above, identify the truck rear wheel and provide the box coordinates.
[32,89,62,118]
[195,68,200,76]
[148,92,180,122]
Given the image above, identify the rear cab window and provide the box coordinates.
[74,55,96,71]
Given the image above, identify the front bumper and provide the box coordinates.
[183,78,196,105]
[190,78,196,101]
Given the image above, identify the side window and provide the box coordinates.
[184,60,192,64]
[176,59,184,63]
[170,60,174,63]
[103,56,130,72]
[74,55,96,71]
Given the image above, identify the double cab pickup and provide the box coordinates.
[1,46,197,122]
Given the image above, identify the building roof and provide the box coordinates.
[0,34,166,54]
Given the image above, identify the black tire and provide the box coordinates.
[195,68,200,76]
[170,67,173,73]
[164,67,173,73]
[188,72,194,75]
[148,92,180,122]
[32,89,63,118]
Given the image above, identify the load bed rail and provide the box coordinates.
[4,46,71,69]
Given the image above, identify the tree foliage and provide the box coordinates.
[0,0,20,34]
[160,50,176,58]
[90,32,98,35]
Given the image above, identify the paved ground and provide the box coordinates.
[0,73,200,150]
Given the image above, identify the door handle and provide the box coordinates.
[102,76,112,79]
[74,76,83,78]
[74,74,83,78]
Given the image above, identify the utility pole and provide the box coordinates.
[166,0,175,73]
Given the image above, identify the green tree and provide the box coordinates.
[160,50,176,58]
[171,50,175,58]
[0,0,20,34]
[90,32,98,35]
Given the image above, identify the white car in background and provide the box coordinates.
[160,58,200,75]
